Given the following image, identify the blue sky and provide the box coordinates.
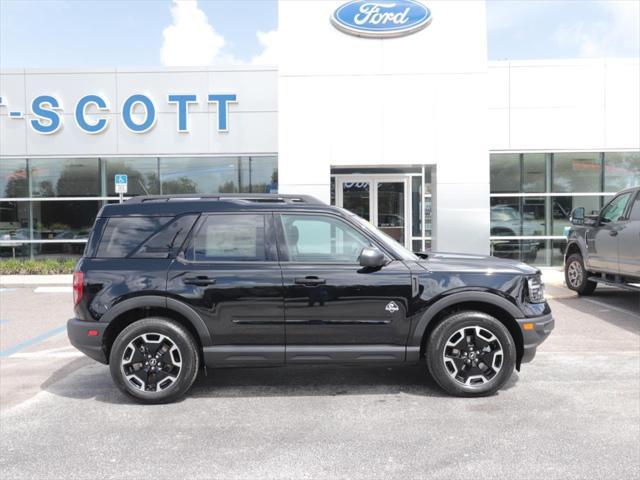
[0,0,638,68]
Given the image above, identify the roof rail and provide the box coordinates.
[125,194,324,205]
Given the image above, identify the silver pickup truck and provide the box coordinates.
[564,186,640,294]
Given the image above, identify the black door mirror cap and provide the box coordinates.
[359,247,386,268]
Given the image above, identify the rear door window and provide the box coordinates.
[96,216,172,258]
[187,214,267,262]
[133,214,198,258]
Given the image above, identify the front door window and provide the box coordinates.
[280,214,371,263]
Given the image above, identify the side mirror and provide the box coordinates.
[570,207,585,225]
[359,247,385,268]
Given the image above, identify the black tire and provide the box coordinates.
[565,253,597,295]
[109,318,200,404]
[426,311,516,397]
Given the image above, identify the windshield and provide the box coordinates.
[345,210,419,261]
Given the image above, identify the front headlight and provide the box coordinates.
[527,275,545,303]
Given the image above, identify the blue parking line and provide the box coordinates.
[0,325,67,357]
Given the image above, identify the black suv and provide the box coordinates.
[68,195,554,403]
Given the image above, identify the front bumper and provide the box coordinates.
[67,318,108,364]
[517,313,554,365]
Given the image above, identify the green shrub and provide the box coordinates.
[0,257,79,275]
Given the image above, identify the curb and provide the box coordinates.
[0,275,73,287]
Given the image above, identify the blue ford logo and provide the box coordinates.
[331,0,432,38]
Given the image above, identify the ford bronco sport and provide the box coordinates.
[67,194,554,403]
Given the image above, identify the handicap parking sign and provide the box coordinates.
[115,174,128,194]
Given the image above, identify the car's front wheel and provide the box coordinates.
[565,253,597,295]
[426,311,516,397]
[109,318,200,404]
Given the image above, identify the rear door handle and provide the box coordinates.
[183,275,216,286]
[609,230,619,237]
[295,277,326,286]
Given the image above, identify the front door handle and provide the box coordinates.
[609,230,619,237]
[183,275,216,286]
[295,277,326,286]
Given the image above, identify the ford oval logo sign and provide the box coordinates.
[331,0,432,38]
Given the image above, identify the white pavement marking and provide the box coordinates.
[4,346,83,359]
[8,351,84,359]
[582,298,640,320]
[34,286,73,293]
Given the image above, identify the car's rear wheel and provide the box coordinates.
[109,318,199,404]
[426,311,516,397]
[565,253,597,295]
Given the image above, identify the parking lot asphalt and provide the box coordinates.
[0,281,638,479]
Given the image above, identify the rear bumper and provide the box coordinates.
[67,318,108,364]
[517,313,555,365]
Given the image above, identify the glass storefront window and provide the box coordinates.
[1,201,31,258]
[31,201,101,252]
[411,176,422,237]
[105,158,160,196]
[239,156,278,193]
[490,153,520,193]
[551,195,601,235]
[604,152,640,192]
[522,197,546,236]
[160,157,239,194]
[0,159,28,198]
[523,153,547,193]
[490,197,521,236]
[552,153,601,193]
[30,158,100,197]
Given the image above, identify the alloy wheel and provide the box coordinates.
[121,332,182,392]
[442,326,504,386]
[567,260,584,288]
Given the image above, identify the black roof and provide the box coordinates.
[99,194,334,217]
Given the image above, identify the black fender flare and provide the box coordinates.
[101,295,212,346]
[409,291,523,349]
[564,239,586,262]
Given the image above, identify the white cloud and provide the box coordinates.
[554,1,640,57]
[251,29,279,65]
[161,0,229,66]
[161,0,278,66]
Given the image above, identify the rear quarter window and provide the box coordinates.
[96,216,172,258]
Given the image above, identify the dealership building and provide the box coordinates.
[1,0,639,265]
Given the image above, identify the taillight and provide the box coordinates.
[73,271,84,305]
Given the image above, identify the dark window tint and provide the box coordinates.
[188,214,266,262]
[630,194,640,221]
[96,216,172,258]
[133,214,198,258]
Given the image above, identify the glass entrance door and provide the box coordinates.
[336,176,410,248]
[375,180,405,244]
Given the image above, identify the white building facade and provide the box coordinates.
[1,0,639,265]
